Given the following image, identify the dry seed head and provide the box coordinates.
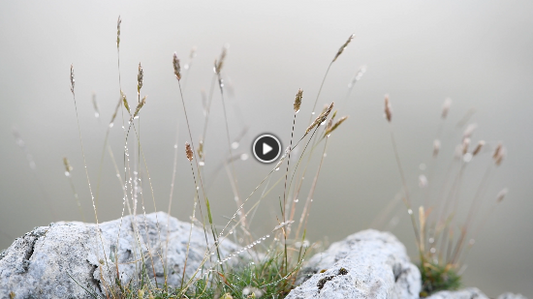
[384,94,392,122]
[185,142,193,161]
[294,89,303,113]
[63,157,73,174]
[492,143,503,160]
[494,145,506,166]
[137,62,144,94]
[197,140,204,160]
[305,102,334,135]
[326,111,335,131]
[69,64,75,94]
[121,90,130,113]
[463,123,478,140]
[442,98,452,119]
[172,52,181,80]
[348,65,367,88]
[116,16,122,49]
[133,96,147,119]
[92,92,100,119]
[472,140,485,156]
[333,33,355,62]
[324,115,348,137]
[496,188,508,203]
[433,139,441,157]
[214,45,228,75]
[462,138,471,155]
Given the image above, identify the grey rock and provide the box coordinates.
[0,212,239,299]
[287,229,421,299]
[426,288,530,299]
[498,293,529,299]
[426,287,489,299]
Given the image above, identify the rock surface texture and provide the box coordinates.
[0,212,238,299]
[426,288,528,299]
[288,229,421,299]
[0,215,528,299]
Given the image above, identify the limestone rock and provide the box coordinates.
[426,287,489,299]
[0,212,238,299]
[287,229,421,299]
[498,293,529,299]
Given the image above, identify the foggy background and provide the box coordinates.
[1,1,532,297]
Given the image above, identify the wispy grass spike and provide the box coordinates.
[185,142,193,161]
[442,98,452,119]
[472,140,485,156]
[121,90,130,113]
[133,96,146,119]
[214,44,228,75]
[137,62,144,95]
[173,52,181,80]
[384,94,392,122]
[305,102,334,135]
[324,115,348,137]
[70,64,75,94]
[116,16,122,49]
[333,33,355,62]
[294,89,303,113]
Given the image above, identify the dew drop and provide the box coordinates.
[231,142,239,149]
[94,112,100,118]
[174,144,178,149]
[294,198,299,203]
[463,153,473,163]
[196,186,200,190]
[311,112,315,115]
[275,167,280,171]
[430,247,436,254]
[109,123,114,128]
[428,237,434,244]
[407,209,413,215]
[64,171,70,177]
[198,161,205,166]
[240,153,249,161]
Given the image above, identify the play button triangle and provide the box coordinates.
[263,143,273,155]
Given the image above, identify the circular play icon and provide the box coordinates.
[252,134,282,164]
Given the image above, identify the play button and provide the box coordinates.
[252,134,282,164]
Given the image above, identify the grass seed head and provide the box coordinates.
[462,138,471,155]
[493,144,506,166]
[185,142,193,161]
[137,62,144,94]
[116,16,122,49]
[173,52,181,80]
[472,140,485,156]
[463,123,478,140]
[121,90,130,113]
[69,64,75,94]
[63,157,73,175]
[305,102,334,135]
[133,96,147,119]
[442,98,452,119]
[496,188,508,203]
[324,115,348,137]
[215,45,228,75]
[294,88,303,113]
[333,33,355,62]
[384,94,392,122]
[433,139,441,157]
